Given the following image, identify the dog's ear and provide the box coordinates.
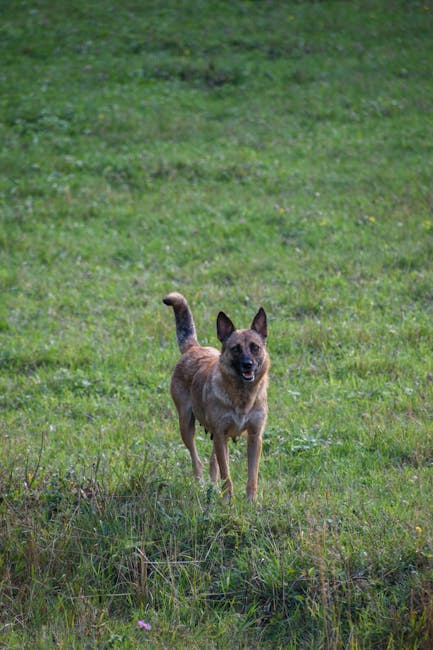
[217,312,236,343]
[251,307,267,340]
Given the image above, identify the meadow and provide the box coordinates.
[1,0,433,647]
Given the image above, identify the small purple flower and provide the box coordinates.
[137,620,152,631]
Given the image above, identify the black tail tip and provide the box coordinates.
[163,293,178,306]
[163,292,186,308]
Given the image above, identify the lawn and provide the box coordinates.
[1,0,433,647]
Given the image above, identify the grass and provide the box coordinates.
[1,0,433,647]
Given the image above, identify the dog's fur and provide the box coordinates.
[163,292,270,501]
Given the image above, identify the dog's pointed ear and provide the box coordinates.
[251,307,267,340]
[217,312,236,343]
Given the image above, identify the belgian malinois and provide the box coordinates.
[163,292,270,501]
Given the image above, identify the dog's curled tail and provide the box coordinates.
[163,292,199,353]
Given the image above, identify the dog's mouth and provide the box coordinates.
[241,369,255,382]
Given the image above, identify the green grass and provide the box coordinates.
[1,0,433,647]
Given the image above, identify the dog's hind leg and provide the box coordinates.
[209,446,220,484]
[212,435,233,502]
[179,409,203,479]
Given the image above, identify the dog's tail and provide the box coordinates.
[163,292,199,353]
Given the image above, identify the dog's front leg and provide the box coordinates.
[246,428,263,502]
[212,434,232,502]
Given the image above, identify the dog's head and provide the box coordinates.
[217,307,269,383]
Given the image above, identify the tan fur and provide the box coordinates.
[163,292,270,501]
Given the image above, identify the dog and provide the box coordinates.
[163,292,270,501]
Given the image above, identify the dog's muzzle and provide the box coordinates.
[240,359,255,382]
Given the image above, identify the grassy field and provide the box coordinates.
[1,0,433,647]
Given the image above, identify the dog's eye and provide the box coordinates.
[250,343,259,354]
[230,344,242,354]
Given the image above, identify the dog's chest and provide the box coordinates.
[224,408,249,437]
[192,370,266,437]
[217,403,265,440]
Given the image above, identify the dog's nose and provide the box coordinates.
[241,357,253,370]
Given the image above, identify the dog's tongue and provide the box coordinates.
[242,370,254,381]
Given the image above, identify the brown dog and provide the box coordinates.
[163,292,270,501]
